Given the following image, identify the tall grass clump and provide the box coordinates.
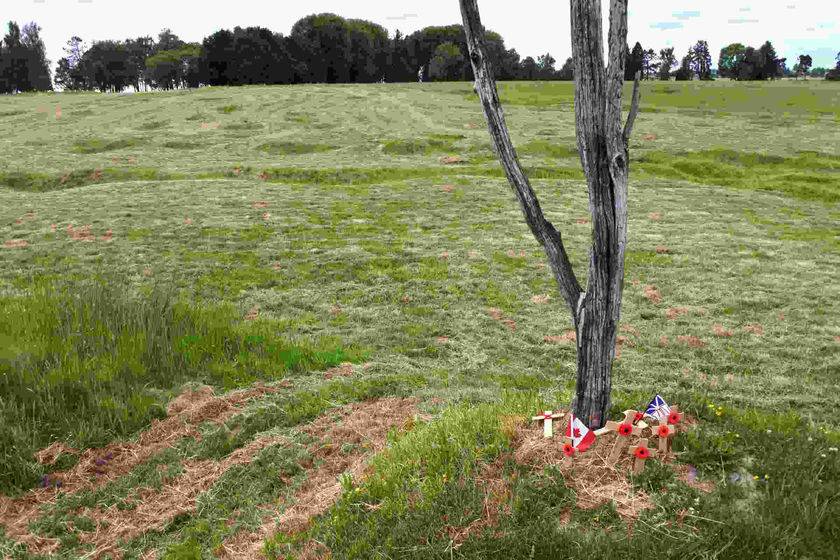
[0,280,365,494]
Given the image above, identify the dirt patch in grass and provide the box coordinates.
[677,335,707,348]
[0,385,282,554]
[219,398,419,559]
[712,324,734,337]
[3,239,29,249]
[666,307,690,320]
[643,285,662,304]
[77,435,288,560]
[743,323,765,336]
[323,362,354,380]
[487,307,516,331]
[544,331,577,344]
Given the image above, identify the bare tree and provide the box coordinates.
[459,0,641,428]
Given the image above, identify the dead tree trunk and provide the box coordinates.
[460,0,641,428]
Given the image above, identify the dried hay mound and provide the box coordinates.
[451,410,710,544]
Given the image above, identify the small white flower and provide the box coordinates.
[829,447,838,452]
[821,453,827,458]
[807,437,813,442]
[766,429,772,434]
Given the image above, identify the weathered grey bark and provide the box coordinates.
[460,0,641,428]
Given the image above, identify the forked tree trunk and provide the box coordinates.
[460,0,641,428]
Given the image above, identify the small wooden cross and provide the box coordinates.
[599,410,644,464]
[627,438,658,474]
[654,420,676,457]
[532,410,565,438]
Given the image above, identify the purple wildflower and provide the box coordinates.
[687,465,698,482]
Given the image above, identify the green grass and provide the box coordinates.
[637,148,840,202]
[72,138,142,154]
[277,395,839,559]
[256,141,335,155]
[0,280,367,494]
[0,80,838,558]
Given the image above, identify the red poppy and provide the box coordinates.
[668,411,682,425]
[543,411,552,419]
[562,443,576,457]
[634,446,650,459]
[633,412,644,423]
[618,423,633,436]
[658,425,672,438]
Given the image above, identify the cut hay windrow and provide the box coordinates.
[0,384,283,555]
[218,397,420,559]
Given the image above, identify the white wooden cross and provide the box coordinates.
[627,438,658,474]
[532,410,565,438]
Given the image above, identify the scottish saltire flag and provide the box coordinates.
[644,395,672,421]
[565,413,595,451]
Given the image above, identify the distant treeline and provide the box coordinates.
[1,15,839,94]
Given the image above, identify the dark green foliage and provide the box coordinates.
[0,21,52,93]
[718,41,787,80]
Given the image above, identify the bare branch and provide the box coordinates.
[623,71,641,143]
[459,0,582,313]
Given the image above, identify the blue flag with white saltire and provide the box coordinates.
[644,395,671,422]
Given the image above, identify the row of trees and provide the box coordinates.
[3,16,840,93]
[52,15,576,92]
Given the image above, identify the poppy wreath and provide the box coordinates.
[562,443,576,457]
[618,423,633,436]
[634,446,651,460]
[668,411,682,425]
[658,425,672,438]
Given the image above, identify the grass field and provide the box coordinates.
[0,80,839,559]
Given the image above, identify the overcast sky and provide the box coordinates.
[5,0,839,72]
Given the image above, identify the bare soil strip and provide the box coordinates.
[0,384,282,554]
[217,397,419,559]
[78,435,289,560]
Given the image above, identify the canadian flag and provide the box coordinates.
[565,413,596,451]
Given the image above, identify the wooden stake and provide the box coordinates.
[628,438,658,474]
[532,410,565,438]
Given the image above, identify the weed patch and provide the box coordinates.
[72,138,142,154]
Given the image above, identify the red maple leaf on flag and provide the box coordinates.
[573,428,581,439]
